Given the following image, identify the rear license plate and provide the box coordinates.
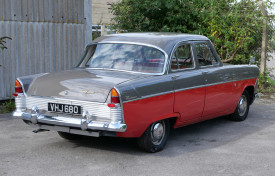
[48,103,81,115]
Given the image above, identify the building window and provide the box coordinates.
[106,26,116,34]
[92,25,102,40]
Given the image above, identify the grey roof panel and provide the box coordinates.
[91,33,210,54]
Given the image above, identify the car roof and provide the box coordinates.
[91,33,210,54]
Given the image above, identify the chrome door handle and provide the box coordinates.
[172,75,180,80]
[202,71,208,75]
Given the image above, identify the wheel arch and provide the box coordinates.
[116,112,180,138]
[244,86,254,105]
[147,113,181,132]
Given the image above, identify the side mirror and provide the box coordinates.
[249,56,255,65]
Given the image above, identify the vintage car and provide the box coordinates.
[13,33,259,152]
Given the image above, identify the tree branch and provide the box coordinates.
[221,46,241,63]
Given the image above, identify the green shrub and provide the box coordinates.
[109,0,275,64]
[258,69,275,93]
[0,100,15,114]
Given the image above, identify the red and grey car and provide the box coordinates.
[13,33,259,152]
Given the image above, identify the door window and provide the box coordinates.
[194,43,218,66]
[171,44,194,70]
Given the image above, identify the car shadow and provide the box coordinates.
[67,135,142,154]
[55,103,275,156]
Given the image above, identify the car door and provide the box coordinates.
[193,42,234,120]
[171,42,206,126]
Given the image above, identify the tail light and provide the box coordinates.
[13,80,23,96]
[111,88,120,103]
[108,88,120,107]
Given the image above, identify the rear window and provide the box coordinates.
[79,44,166,74]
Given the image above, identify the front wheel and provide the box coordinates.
[137,120,170,153]
[230,90,250,121]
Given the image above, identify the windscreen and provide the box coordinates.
[79,43,166,74]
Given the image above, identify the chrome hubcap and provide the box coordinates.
[151,121,165,145]
[238,95,247,116]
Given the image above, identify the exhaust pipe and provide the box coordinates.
[32,129,49,133]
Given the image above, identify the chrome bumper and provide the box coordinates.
[250,93,259,105]
[13,95,127,136]
[13,109,127,134]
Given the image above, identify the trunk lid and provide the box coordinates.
[27,69,143,103]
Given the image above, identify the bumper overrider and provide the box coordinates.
[13,96,127,137]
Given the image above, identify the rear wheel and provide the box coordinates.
[137,120,170,153]
[230,90,250,121]
[57,132,81,140]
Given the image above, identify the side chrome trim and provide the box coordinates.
[85,42,169,75]
[174,85,205,93]
[141,90,174,100]
[123,77,258,104]
[174,77,258,93]
[123,90,174,103]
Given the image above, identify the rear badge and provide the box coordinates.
[65,90,69,95]
[82,89,103,94]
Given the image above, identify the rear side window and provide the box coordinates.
[171,44,194,70]
[194,43,218,66]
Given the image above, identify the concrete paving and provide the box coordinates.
[0,97,275,176]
